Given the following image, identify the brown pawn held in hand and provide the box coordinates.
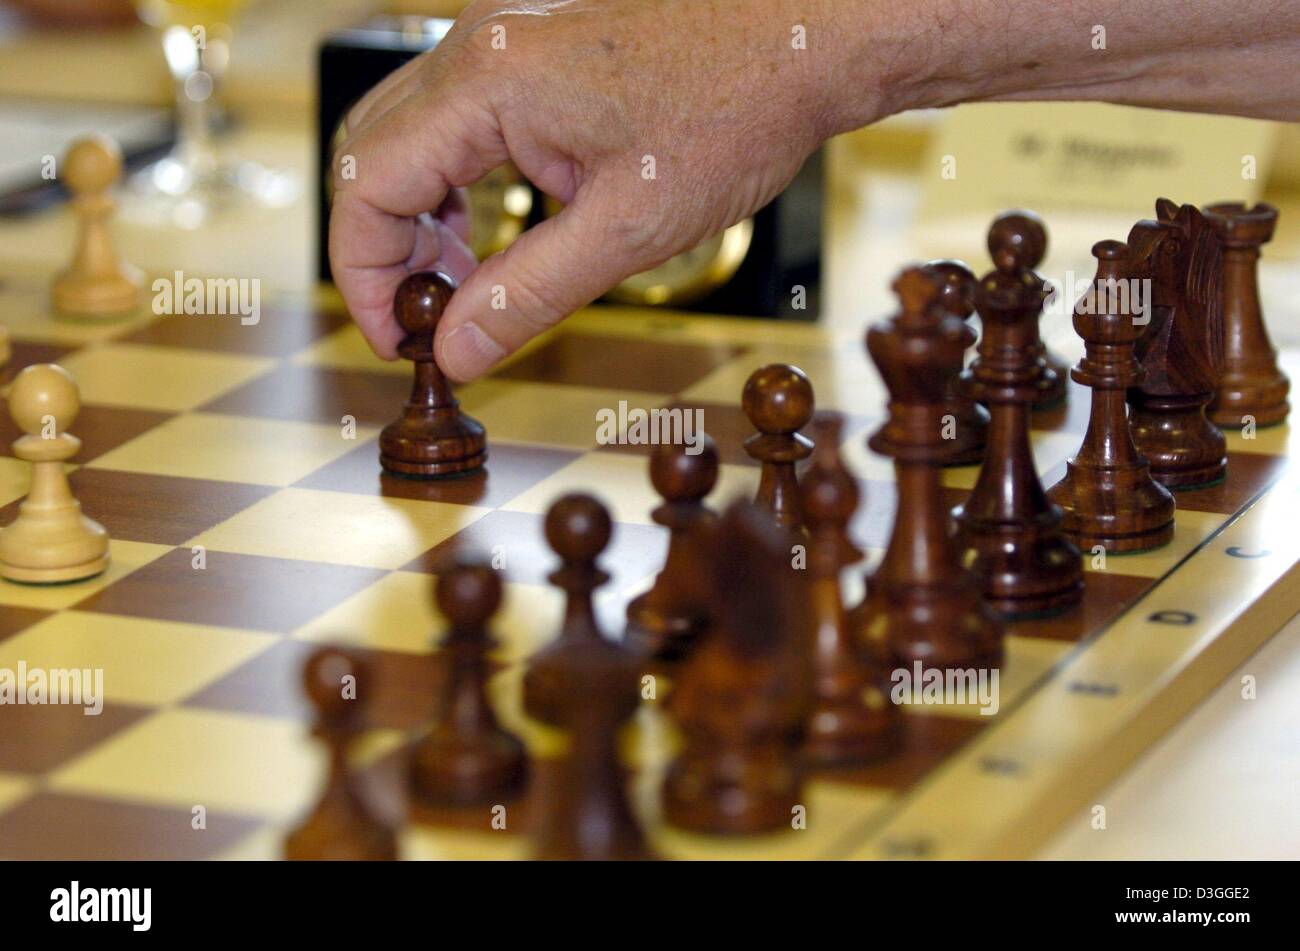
[851,269,1004,670]
[379,272,487,479]
[409,562,528,807]
[952,218,1084,617]
[51,134,143,318]
[1126,199,1228,489]
[285,648,397,861]
[1048,242,1175,553]
[1203,202,1290,428]
[744,363,814,532]
[663,501,813,835]
[923,259,987,466]
[625,436,719,662]
[523,493,635,727]
[801,414,900,767]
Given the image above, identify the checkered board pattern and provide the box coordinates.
[1,267,1298,861]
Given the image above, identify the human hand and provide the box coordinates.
[329,0,843,381]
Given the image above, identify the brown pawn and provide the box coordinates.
[1048,242,1175,552]
[982,211,1068,410]
[379,272,487,479]
[625,436,719,662]
[1126,199,1227,489]
[743,363,814,532]
[924,259,988,466]
[410,562,528,806]
[285,648,397,861]
[1204,202,1289,428]
[663,501,813,835]
[523,493,634,727]
[800,414,900,767]
[952,218,1084,617]
[532,645,654,861]
[852,268,1004,668]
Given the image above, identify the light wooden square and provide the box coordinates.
[60,343,275,411]
[188,487,489,570]
[87,413,375,486]
[0,611,276,707]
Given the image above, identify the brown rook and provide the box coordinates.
[1204,201,1289,428]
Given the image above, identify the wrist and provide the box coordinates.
[786,0,951,139]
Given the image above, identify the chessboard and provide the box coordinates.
[1,266,1298,861]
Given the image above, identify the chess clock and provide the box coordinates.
[318,16,824,320]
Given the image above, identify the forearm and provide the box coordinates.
[804,0,1300,134]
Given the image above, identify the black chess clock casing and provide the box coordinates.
[318,16,824,320]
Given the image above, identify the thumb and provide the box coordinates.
[434,188,662,382]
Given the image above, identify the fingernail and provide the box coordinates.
[439,321,507,381]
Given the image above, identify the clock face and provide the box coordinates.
[326,116,532,261]
[465,164,533,260]
[604,219,754,306]
[541,197,754,307]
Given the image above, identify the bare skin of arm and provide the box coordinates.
[330,0,1300,381]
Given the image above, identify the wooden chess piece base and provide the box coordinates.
[51,265,142,319]
[854,581,1004,671]
[802,677,899,768]
[803,714,897,769]
[0,459,109,584]
[953,507,1084,617]
[662,733,803,835]
[410,728,528,807]
[1048,462,1175,553]
[379,408,487,478]
[284,786,398,861]
[1129,394,1227,489]
[523,641,632,727]
[1211,374,1290,428]
[380,341,487,478]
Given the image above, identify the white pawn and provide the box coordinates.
[51,134,142,317]
[0,364,109,583]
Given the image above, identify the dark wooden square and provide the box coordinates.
[73,548,387,634]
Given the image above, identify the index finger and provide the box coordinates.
[329,83,508,356]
